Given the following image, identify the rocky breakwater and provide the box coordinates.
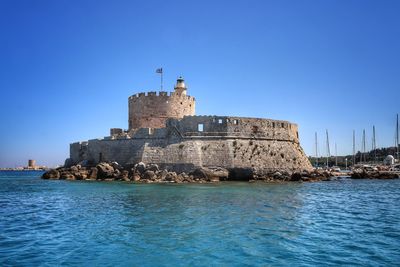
[351,169,400,179]
[42,162,231,183]
[42,162,334,183]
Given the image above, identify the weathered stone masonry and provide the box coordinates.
[128,77,195,130]
[69,77,312,173]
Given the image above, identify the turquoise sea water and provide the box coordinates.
[1,171,400,266]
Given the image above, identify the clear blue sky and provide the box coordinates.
[0,0,399,168]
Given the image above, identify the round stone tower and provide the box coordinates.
[128,77,196,130]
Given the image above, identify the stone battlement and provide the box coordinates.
[128,78,196,130]
[128,91,195,101]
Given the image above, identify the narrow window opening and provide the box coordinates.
[198,124,204,132]
[218,119,223,124]
[233,119,238,125]
[281,123,284,128]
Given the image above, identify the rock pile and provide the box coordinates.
[351,170,399,179]
[42,162,336,183]
[42,162,230,183]
[252,169,333,182]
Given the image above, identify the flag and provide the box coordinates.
[156,68,163,74]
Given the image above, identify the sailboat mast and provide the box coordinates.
[362,129,366,163]
[326,129,330,168]
[335,142,338,166]
[353,130,355,166]
[372,125,376,163]
[397,114,399,161]
[315,132,318,167]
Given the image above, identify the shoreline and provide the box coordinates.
[41,162,344,183]
[41,162,400,183]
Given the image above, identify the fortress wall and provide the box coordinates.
[85,139,145,165]
[170,116,298,141]
[69,116,310,171]
[229,139,311,171]
[128,92,195,130]
[70,142,88,164]
[73,136,311,172]
[142,139,311,172]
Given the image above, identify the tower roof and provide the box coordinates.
[175,76,186,89]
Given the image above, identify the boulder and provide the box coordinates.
[70,165,79,172]
[75,170,88,180]
[273,171,284,180]
[119,170,130,181]
[146,164,159,173]
[113,169,121,179]
[88,167,98,180]
[60,172,75,180]
[142,170,156,180]
[378,172,399,179]
[165,172,177,182]
[134,162,146,174]
[42,169,60,179]
[175,173,185,183]
[190,167,228,182]
[96,163,115,179]
[158,169,168,181]
[111,162,123,171]
[290,172,302,181]
[351,170,367,179]
[132,173,141,181]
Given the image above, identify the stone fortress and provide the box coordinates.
[69,77,312,175]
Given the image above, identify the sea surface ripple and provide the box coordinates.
[1,171,400,266]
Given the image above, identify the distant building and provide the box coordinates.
[384,155,395,165]
[28,159,36,169]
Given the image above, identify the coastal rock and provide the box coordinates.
[70,165,79,172]
[42,169,60,179]
[165,172,177,182]
[142,170,156,180]
[75,170,88,180]
[88,167,98,180]
[111,162,123,171]
[60,172,75,180]
[351,170,399,179]
[146,164,159,173]
[132,172,141,181]
[158,169,168,180]
[96,163,115,179]
[119,170,130,181]
[41,162,329,184]
[113,169,121,179]
[290,172,302,181]
[134,162,146,174]
[190,167,228,182]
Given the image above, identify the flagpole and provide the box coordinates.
[161,70,163,91]
[156,68,163,91]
